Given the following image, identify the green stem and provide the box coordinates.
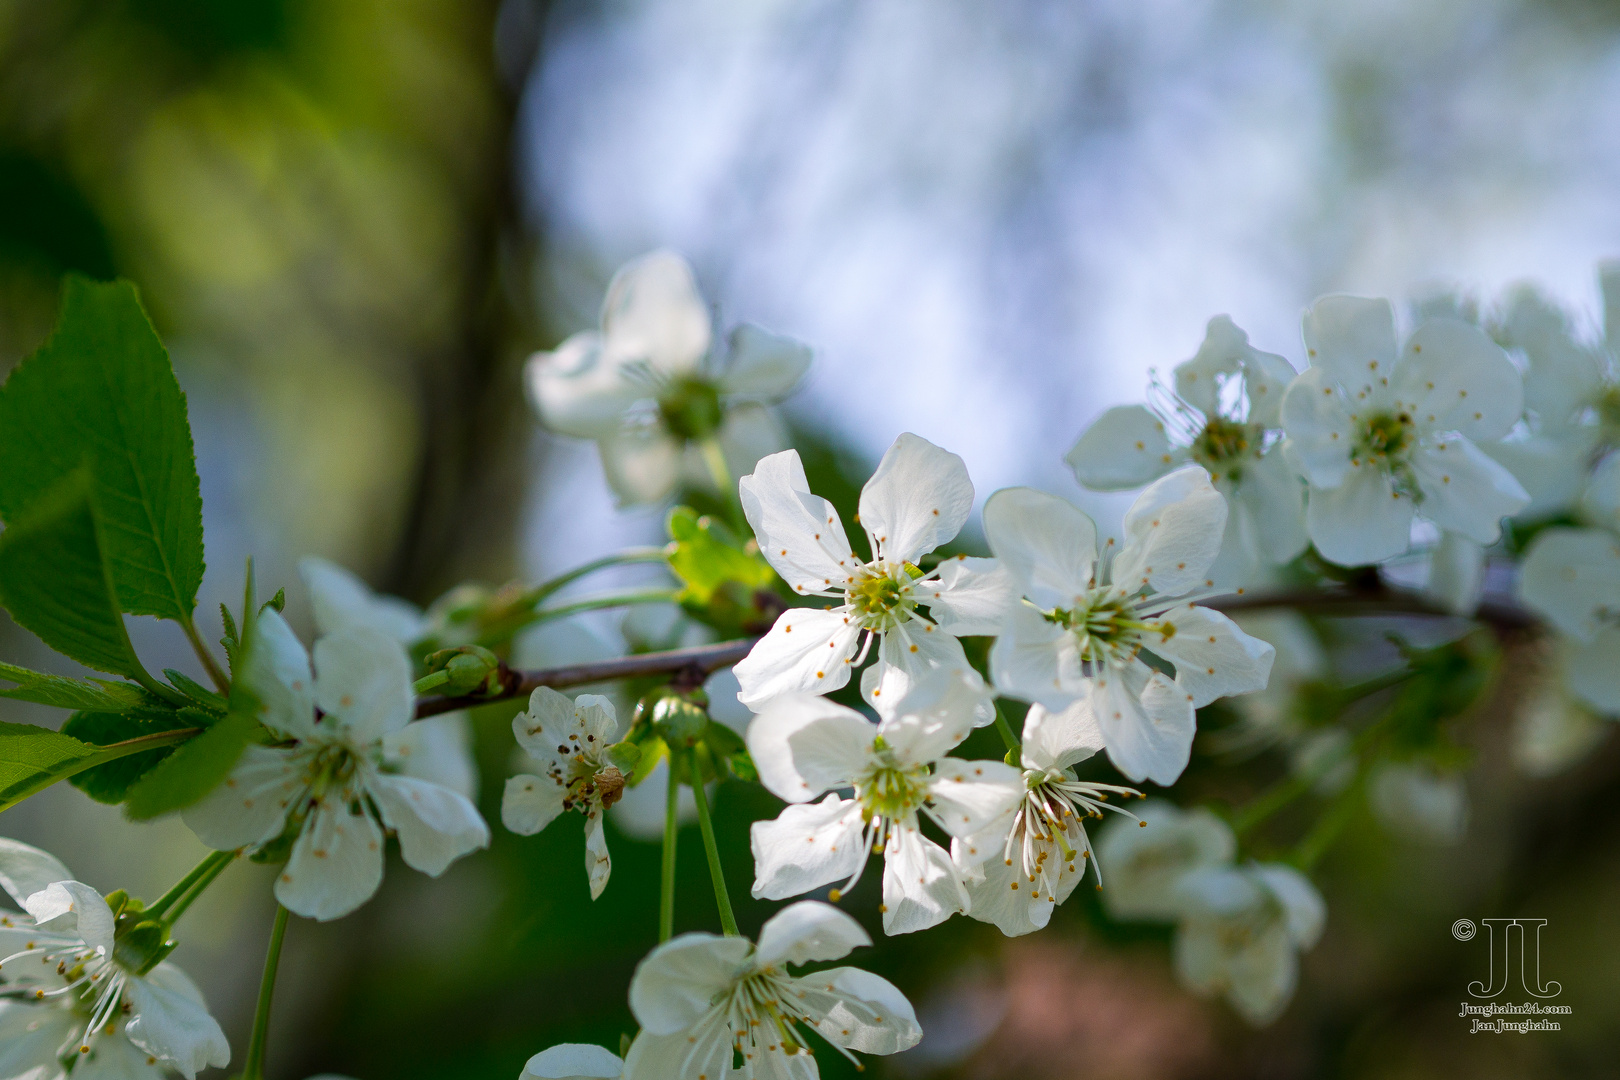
[688,749,738,936]
[660,762,679,943]
[529,589,682,625]
[162,851,239,925]
[179,614,231,694]
[146,849,235,922]
[699,437,744,529]
[993,707,1021,756]
[529,548,668,606]
[1291,784,1360,872]
[242,905,291,1080]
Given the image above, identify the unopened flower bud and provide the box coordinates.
[649,692,710,747]
[422,645,501,696]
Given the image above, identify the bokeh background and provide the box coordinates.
[5,1,1620,1077]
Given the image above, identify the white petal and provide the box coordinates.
[1582,451,1620,534]
[745,695,873,802]
[1394,318,1523,441]
[1064,405,1177,491]
[584,812,612,900]
[983,487,1097,608]
[627,931,752,1035]
[1174,914,1297,1026]
[1020,699,1106,771]
[0,837,73,909]
[1425,531,1486,616]
[502,773,567,835]
[880,824,967,935]
[1254,864,1326,946]
[274,800,385,921]
[366,772,489,876]
[925,759,1023,838]
[621,1026,730,1080]
[1111,467,1228,597]
[864,620,974,719]
[382,713,479,800]
[600,250,711,377]
[791,966,922,1055]
[597,427,682,508]
[1301,294,1399,395]
[1097,801,1235,921]
[961,853,1049,937]
[1149,605,1275,708]
[755,900,871,968]
[989,604,1084,709]
[1369,763,1469,845]
[244,609,317,740]
[298,557,424,643]
[749,795,867,900]
[24,881,114,953]
[1305,467,1414,567]
[525,332,639,439]
[123,966,230,1079]
[1567,626,1620,714]
[1173,315,1251,418]
[1278,367,1358,488]
[1233,451,1308,564]
[924,556,1017,637]
[739,450,858,595]
[1094,668,1197,786]
[1408,439,1529,544]
[313,627,414,745]
[734,608,863,710]
[1498,285,1605,422]
[1485,429,1599,520]
[523,1043,624,1080]
[875,665,988,756]
[714,402,789,486]
[719,324,811,399]
[181,745,304,851]
[1518,527,1620,640]
[0,998,75,1077]
[857,433,974,564]
[513,688,620,769]
[1237,351,1301,430]
[1514,667,1609,775]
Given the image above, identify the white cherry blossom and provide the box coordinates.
[1517,526,1620,716]
[1280,296,1529,566]
[954,700,1142,937]
[522,1043,624,1079]
[1368,763,1469,845]
[501,688,625,899]
[623,901,921,1079]
[734,433,1013,713]
[746,669,1022,935]
[1095,801,1236,922]
[1067,315,1307,582]
[1171,863,1325,1026]
[1513,649,1614,777]
[0,840,229,1079]
[985,470,1275,785]
[525,249,811,506]
[182,612,489,921]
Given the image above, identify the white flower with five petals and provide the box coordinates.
[1095,801,1236,922]
[1280,296,1530,566]
[525,250,811,506]
[986,470,1275,785]
[734,433,1014,713]
[622,901,921,1079]
[0,839,229,1079]
[501,689,625,899]
[746,670,1022,935]
[1067,315,1307,582]
[182,612,490,921]
[953,700,1142,937]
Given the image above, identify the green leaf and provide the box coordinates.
[122,710,257,821]
[0,720,197,814]
[0,276,205,621]
[666,506,776,604]
[0,471,149,678]
[62,710,192,804]
[0,660,154,712]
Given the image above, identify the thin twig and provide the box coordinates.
[414,638,757,718]
[1206,586,1537,632]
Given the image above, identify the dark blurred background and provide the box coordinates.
[5,1,1620,1078]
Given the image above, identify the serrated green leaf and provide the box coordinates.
[0,276,205,621]
[162,669,228,711]
[123,710,257,821]
[0,471,149,678]
[0,720,198,814]
[0,660,155,712]
[62,711,191,804]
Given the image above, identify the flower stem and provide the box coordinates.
[993,704,1021,757]
[146,849,237,923]
[163,851,239,925]
[699,437,745,529]
[242,904,291,1080]
[179,614,231,694]
[688,749,738,936]
[660,763,679,943]
[530,588,682,624]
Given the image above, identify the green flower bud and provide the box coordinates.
[112,919,176,976]
[421,645,502,696]
[649,692,710,747]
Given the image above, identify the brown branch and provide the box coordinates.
[414,637,757,718]
[1206,585,1538,632]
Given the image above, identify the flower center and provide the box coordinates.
[1355,410,1415,462]
[719,969,821,1064]
[1047,590,1165,667]
[1189,417,1263,484]
[854,741,929,820]
[657,376,724,440]
[846,565,915,631]
[1600,385,1620,437]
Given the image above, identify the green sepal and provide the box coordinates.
[163,670,228,712]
